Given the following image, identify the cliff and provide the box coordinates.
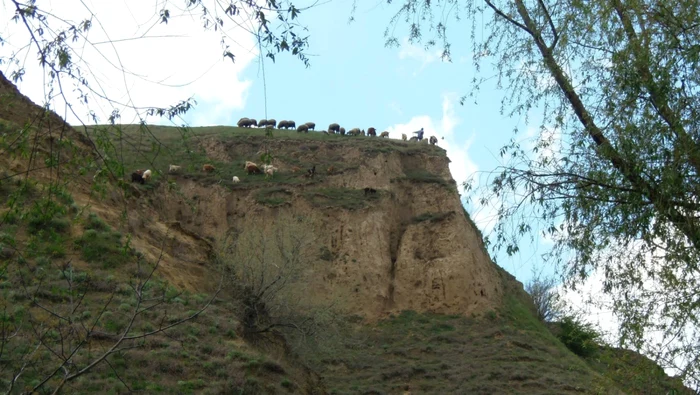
[110,127,505,320]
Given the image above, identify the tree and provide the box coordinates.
[525,271,562,323]
[380,0,700,387]
[216,212,326,338]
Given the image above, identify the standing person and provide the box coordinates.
[413,127,424,141]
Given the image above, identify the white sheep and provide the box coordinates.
[263,164,278,176]
[142,169,152,181]
[168,164,181,173]
[402,133,407,141]
[232,176,240,183]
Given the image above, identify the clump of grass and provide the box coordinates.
[75,213,131,269]
[254,187,293,207]
[26,198,70,234]
[393,170,452,188]
[303,188,370,210]
[411,211,454,224]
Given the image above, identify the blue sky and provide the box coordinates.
[0,0,552,286]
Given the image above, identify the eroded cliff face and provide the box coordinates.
[134,136,504,320]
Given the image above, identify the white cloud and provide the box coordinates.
[0,0,258,126]
[397,37,443,76]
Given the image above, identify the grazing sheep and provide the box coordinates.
[409,136,419,142]
[249,119,258,127]
[232,176,240,183]
[380,131,389,138]
[245,161,262,174]
[297,124,309,133]
[348,128,361,136]
[258,119,267,127]
[142,169,152,181]
[367,127,377,136]
[402,133,407,141]
[264,165,278,176]
[262,164,278,173]
[339,127,346,136]
[203,164,216,173]
[305,122,316,131]
[429,135,438,145]
[278,120,289,129]
[328,123,340,133]
[287,120,296,129]
[131,171,145,184]
[168,164,181,174]
[237,118,255,128]
[267,119,277,128]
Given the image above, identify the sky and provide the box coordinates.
[0,0,610,334]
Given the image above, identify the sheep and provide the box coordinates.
[328,123,340,133]
[266,119,277,128]
[296,124,309,133]
[421,138,429,144]
[339,127,346,136]
[429,135,438,145]
[142,169,152,181]
[278,120,289,129]
[131,171,145,184]
[168,164,181,174]
[264,166,278,176]
[259,119,268,127]
[409,136,419,142]
[286,120,296,129]
[237,117,254,128]
[402,133,407,141]
[262,164,278,173]
[305,122,316,131]
[203,164,216,173]
[380,131,389,138]
[245,161,262,174]
[367,127,377,137]
[348,128,361,136]
[232,176,240,183]
[249,119,258,127]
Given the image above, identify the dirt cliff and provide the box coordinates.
[118,130,505,320]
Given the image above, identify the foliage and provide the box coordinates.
[557,315,601,358]
[381,0,700,385]
[525,272,563,323]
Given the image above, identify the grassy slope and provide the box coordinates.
[1,115,692,394]
[85,124,694,394]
